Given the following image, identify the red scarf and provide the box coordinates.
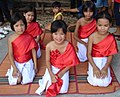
[78,19,96,39]
[26,22,43,38]
[115,0,120,3]
[50,42,80,69]
[12,33,38,63]
[92,34,118,57]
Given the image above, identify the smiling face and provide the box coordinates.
[97,18,110,35]
[13,20,25,35]
[24,11,34,24]
[52,28,65,44]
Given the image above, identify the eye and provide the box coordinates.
[28,14,31,16]
[105,24,109,27]
[54,33,57,35]
[61,33,64,35]
[20,23,25,26]
[98,24,102,26]
[15,24,19,27]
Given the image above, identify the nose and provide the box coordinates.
[87,11,90,15]
[101,26,105,30]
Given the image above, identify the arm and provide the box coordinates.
[62,8,79,13]
[46,43,57,83]
[87,35,101,78]
[101,55,113,78]
[8,37,19,77]
[35,35,40,43]
[57,66,71,78]
[74,19,87,47]
[31,48,38,73]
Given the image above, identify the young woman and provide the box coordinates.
[87,11,118,87]
[74,1,96,62]
[6,12,38,85]
[23,5,43,58]
[36,20,80,96]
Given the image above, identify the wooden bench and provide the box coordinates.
[15,0,70,15]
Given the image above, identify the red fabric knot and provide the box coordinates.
[50,49,61,60]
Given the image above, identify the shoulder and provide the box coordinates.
[8,34,15,43]
[24,33,34,39]
[31,22,40,27]
[67,42,74,50]
[89,31,96,40]
[46,41,54,49]
[108,33,116,40]
[76,17,84,25]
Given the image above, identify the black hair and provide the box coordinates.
[82,1,96,18]
[52,1,61,8]
[96,11,112,23]
[51,20,67,34]
[10,12,27,31]
[23,5,36,22]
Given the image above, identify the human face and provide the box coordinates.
[52,28,65,44]
[24,11,34,24]
[83,9,93,20]
[53,7,59,14]
[97,18,110,35]
[13,20,25,35]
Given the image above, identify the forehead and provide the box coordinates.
[56,28,63,32]
[84,8,93,12]
[97,18,110,24]
[14,20,24,25]
[25,11,34,15]
[53,7,59,9]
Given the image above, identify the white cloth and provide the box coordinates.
[37,43,41,58]
[87,57,112,87]
[6,66,18,85]
[77,38,88,62]
[6,59,35,85]
[35,66,69,95]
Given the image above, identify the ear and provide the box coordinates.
[23,13,26,16]
[110,22,112,27]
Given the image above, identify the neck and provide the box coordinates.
[84,17,92,21]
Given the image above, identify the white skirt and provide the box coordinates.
[77,38,88,62]
[35,66,69,95]
[87,57,112,87]
[6,59,35,85]
[37,43,41,58]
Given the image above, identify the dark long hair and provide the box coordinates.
[82,1,96,18]
[23,5,36,22]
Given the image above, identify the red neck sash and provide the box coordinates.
[115,0,120,3]
[26,22,43,38]
[12,33,38,63]
[50,42,80,69]
[92,34,118,57]
[78,19,96,39]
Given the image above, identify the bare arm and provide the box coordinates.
[57,66,71,78]
[62,8,79,13]
[101,55,113,78]
[31,48,37,73]
[35,35,40,43]
[8,37,19,77]
[46,43,57,83]
[74,19,87,47]
[87,35,101,78]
